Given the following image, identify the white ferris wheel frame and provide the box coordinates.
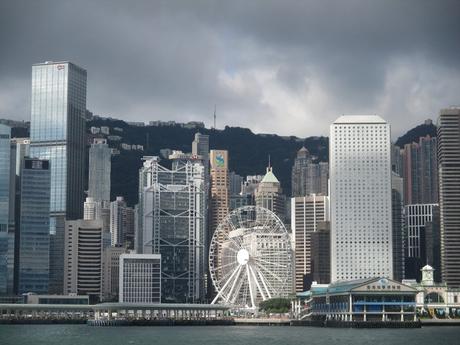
[209,206,292,309]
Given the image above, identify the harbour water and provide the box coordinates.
[1,325,460,345]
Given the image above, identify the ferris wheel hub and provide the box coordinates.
[237,248,250,265]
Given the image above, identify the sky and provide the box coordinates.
[1,0,459,138]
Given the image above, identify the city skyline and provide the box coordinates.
[1,1,460,138]
[2,2,460,335]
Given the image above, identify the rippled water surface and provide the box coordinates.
[1,325,460,345]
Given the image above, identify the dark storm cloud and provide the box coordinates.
[1,0,459,137]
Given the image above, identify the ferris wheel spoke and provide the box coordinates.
[246,265,256,309]
[217,261,239,271]
[222,245,240,254]
[211,264,241,304]
[248,265,267,301]
[218,262,243,283]
[253,256,287,269]
[254,261,285,283]
[255,265,273,299]
[224,265,243,303]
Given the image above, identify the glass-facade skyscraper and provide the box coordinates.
[18,158,51,294]
[30,61,87,293]
[0,124,12,294]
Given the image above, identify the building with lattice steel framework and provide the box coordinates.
[139,156,206,303]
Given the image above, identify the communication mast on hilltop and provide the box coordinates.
[213,105,216,129]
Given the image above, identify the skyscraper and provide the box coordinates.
[330,115,393,281]
[140,156,206,303]
[17,158,51,294]
[310,221,331,285]
[10,137,30,293]
[110,197,129,246]
[291,194,329,291]
[404,204,439,280]
[229,171,243,196]
[0,124,12,294]
[101,246,128,302]
[291,147,329,197]
[291,147,311,197]
[30,61,87,293]
[437,107,460,287]
[255,166,285,221]
[391,172,405,282]
[209,150,229,236]
[64,219,103,300]
[192,133,209,164]
[88,138,111,202]
[401,135,438,205]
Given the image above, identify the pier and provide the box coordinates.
[0,303,230,325]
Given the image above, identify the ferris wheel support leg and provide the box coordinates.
[225,265,242,304]
[211,265,241,304]
[249,265,267,301]
[246,265,256,309]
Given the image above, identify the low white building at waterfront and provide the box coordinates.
[119,254,161,303]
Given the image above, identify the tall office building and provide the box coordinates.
[405,203,439,280]
[119,254,161,304]
[310,221,331,284]
[255,167,285,221]
[291,147,312,197]
[291,195,329,291]
[10,137,30,293]
[192,133,209,164]
[64,219,103,300]
[229,171,243,196]
[17,158,51,294]
[306,162,329,196]
[0,124,12,294]
[209,150,229,237]
[391,144,403,177]
[30,61,87,294]
[437,107,460,287]
[424,208,441,283]
[110,197,131,246]
[101,246,128,301]
[291,147,329,197]
[140,156,206,303]
[401,135,438,205]
[84,197,110,248]
[88,138,111,202]
[391,172,405,282]
[330,115,393,281]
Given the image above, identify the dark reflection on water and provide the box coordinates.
[1,325,460,345]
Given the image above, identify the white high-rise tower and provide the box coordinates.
[330,115,393,281]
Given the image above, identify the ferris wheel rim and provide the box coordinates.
[209,206,292,309]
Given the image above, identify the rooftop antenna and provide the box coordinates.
[213,104,216,129]
[267,154,271,172]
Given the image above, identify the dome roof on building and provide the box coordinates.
[422,264,434,271]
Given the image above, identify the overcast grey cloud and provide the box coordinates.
[1,0,459,137]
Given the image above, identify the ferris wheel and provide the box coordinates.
[209,206,293,309]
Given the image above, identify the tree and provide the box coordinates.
[259,298,291,314]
